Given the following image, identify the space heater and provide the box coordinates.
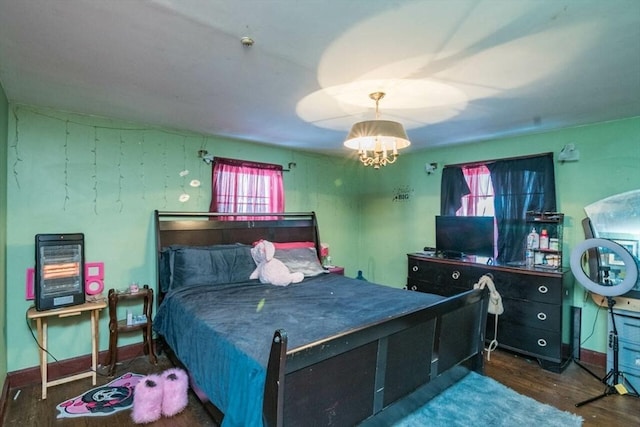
[35,233,85,311]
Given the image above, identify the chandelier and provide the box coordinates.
[344,92,411,169]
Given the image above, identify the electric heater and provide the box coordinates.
[35,233,85,311]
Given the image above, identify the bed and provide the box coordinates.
[153,210,489,427]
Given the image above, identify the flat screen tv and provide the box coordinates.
[435,215,495,258]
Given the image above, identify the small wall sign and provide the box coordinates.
[392,185,414,202]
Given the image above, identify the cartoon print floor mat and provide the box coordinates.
[56,372,144,418]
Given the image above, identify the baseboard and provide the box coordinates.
[577,347,606,368]
[6,342,152,389]
[0,376,9,426]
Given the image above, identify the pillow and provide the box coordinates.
[272,241,316,249]
[160,244,255,291]
[274,245,325,277]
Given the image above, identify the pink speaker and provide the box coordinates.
[26,267,35,300]
[85,262,105,295]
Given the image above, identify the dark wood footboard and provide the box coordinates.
[263,287,489,427]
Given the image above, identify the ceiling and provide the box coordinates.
[0,0,639,155]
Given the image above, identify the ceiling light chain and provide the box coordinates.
[344,92,410,170]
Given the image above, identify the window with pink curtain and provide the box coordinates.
[209,157,284,218]
[457,165,495,217]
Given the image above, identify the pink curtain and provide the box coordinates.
[459,164,497,258]
[209,157,284,217]
[458,165,494,216]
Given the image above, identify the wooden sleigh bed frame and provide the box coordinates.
[154,210,489,426]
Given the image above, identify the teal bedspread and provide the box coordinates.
[153,273,443,427]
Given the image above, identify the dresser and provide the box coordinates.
[407,253,574,372]
[608,308,640,393]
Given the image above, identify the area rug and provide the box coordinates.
[393,371,582,427]
[56,372,145,418]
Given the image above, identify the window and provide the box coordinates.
[458,165,495,217]
[209,157,284,215]
[441,153,556,263]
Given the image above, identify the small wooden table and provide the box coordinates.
[27,300,107,399]
[105,285,157,376]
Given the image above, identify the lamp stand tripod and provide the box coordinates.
[574,296,639,407]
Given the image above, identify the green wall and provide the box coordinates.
[0,81,8,391]
[356,117,640,353]
[5,105,362,372]
[4,102,639,372]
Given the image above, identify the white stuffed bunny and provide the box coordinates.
[250,240,304,286]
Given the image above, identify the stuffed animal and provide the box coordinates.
[250,240,304,286]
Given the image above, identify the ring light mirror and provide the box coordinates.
[570,238,638,297]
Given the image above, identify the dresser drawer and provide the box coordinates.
[406,278,466,297]
[491,270,562,304]
[615,312,640,342]
[408,258,477,289]
[493,321,562,361]
[619,371,640,396]
[618,338,640,371]
[498,299,561,332]
[408,257,563,304]
[608,337,640,392]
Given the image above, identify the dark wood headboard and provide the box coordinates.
[154,210,322,294]
[155,210,320,249]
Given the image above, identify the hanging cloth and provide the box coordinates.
[473,273,503,360]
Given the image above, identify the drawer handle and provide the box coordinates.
[538,285,549,294]
[412,266,418,272]
[452,271,460,280]
[537,339,547,347]
[537,312,547,321]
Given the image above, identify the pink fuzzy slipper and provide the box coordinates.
[131,374,164,424]
[161,368,189,417]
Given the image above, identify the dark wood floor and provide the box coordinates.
[3,349,638,426]
[484,350,639,427]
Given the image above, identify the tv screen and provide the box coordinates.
[435,216,495,258]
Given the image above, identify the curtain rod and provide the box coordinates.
[197,150,296,171]
[444,152,553,168]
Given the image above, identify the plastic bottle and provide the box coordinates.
[526,227,539,249]
[525,249,534,267]
[539,229,549,250]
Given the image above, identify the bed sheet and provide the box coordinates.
[153,273,444,427]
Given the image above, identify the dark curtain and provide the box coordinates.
[440,166,470,215]
[487,153,556,263]
[440,153,556,263]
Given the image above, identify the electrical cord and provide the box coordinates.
[485,314,499,361]
[25,306,60,365]
[580,295,604,347]
[24,306,148,378]
[472,273,503,361]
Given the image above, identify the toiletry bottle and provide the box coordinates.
[525,249,534,267]
[527,227,539,249]
[539,229,549,249]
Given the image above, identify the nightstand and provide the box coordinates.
[327,266,345,275]
[27,300,107,399]
[105,285,157,376]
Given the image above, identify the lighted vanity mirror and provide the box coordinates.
[582,189,640,302]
